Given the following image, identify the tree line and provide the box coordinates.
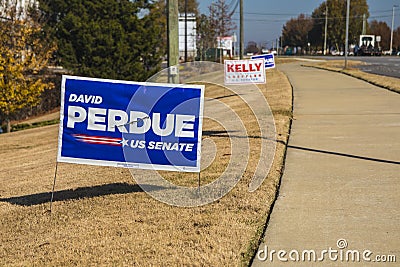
[3,0,399,132]
[0,0,237,132]
[281,0,400,54]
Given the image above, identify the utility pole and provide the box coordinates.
[390,5,398,55]
[362,13,366,35]
[233,32,237,58]
[240,0,244,59]
[184,0,188,62]
[167,0,179,83]
[344,0,350,69]
[324,4,328,55]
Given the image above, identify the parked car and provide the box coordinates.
[331,50,344,56]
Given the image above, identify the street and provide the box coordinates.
[316,56,400,78]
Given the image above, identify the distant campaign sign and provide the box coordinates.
[224,59,266,85]
[251,53,275,69]
[57,76,205,172]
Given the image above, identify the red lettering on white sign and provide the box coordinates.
[224,59,266,85]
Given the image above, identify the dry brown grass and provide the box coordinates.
[302,59,400,93]
[0,67,292,266]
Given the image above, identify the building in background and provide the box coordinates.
[217,36,234,58]
[179,13,197,59]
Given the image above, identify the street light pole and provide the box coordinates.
[362,13,366,35]
[184,0,188,62]
[390,5,398,55]
[240,0,244,59]
[167,0,179,83]
[324,4,328,55]
[344,0,350,69]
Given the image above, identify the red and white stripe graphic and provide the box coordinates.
[73,134,122,146]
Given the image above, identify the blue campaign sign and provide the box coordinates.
[57,75,205,172]
[251,53,275,69]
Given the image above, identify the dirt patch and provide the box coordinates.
[0,68,292,266]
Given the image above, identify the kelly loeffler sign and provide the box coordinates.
[224,59,266,85]
[57,76,205,172]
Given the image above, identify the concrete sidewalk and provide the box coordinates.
[252,63,400,266]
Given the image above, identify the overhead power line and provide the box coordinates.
[232,13,395,24]
[239,11,301,16]
[229,0,239,17]
[231,9,395,22]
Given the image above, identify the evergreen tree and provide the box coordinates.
[39,0,165,81]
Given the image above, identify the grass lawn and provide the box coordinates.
[1,58,396,266]
[0,67,293,266]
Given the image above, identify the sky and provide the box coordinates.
[198,0,400,47]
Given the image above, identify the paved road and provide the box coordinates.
[252,63,400,266]
[311,56,400,78]
[355,57,400,78]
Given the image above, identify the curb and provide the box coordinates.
[302,65,400,95]
[247,74,295,267]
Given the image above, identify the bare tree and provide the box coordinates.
[208,0,236,41]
